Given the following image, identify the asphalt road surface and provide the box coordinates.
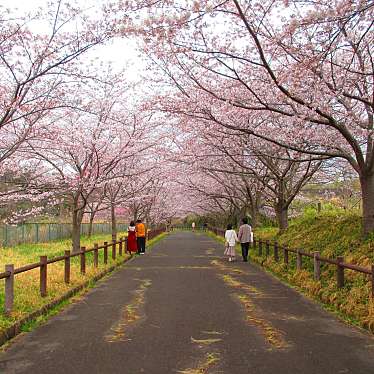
[1,231,374,374]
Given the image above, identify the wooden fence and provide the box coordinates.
[209,227,374,299]
[0,228,165,314]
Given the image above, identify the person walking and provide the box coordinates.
[127,221,138,255]
[136,219,146,254]
[224,224,238,262]
[238,217,252,262]
[191,222,196,232]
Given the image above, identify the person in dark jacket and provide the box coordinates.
[238,217,252,262]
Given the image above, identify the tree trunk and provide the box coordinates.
[58,200,65,222]
[246,189,262,227]
[132,205,138,222]
[275,179,289,233]
[250,205,260,228]
[229,212,237,227]
[111,202,117,241]
[72,207,83,253]
[88,211,95,238]
[360,173,374,235]
[275,202,289,233]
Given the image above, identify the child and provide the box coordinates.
[224,224,238,262]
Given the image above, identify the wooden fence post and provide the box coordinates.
[283,246,289,266]
[104,242,108,264]
[40,256,47,297]
[274,242,279,262]
[119,238,123,256]
[93,243,99,267]
[313,251,320,281]
[64,250,70,284]
[253,238,257,250]
[296,250,302,271]
[5,264,14,315]
[80,246,86,275]
[112,240,116,260]
[371,265,374,298]
[259,240,263,256]
[337,256,344,288]
[266,240,270,256]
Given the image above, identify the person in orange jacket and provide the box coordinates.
[135,219,146,254]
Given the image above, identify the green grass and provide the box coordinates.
[255,210,374,264]
[0,231,167,335]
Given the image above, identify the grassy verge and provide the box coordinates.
[0,232,168,334]
[207,213,374,333]
[254,211,374,332]
[0,232,127,266]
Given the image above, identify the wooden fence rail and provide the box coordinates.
[1,228,165,315]
[209,227,374,299]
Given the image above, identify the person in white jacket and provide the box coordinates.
[224,224,238,262]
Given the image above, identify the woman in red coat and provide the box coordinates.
[127,221,138,254]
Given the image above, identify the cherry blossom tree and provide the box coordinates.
[171,112,322,231]
[85,186,108,237]
[26,76,154,251]
[0,1,118,168]
[100,157,155,241]
[0,158,58,223]
[127,0,373,234]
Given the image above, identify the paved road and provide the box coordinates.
[1,232,374,373]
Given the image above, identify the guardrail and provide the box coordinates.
[1,228,165,315]
[209,227,374,299]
